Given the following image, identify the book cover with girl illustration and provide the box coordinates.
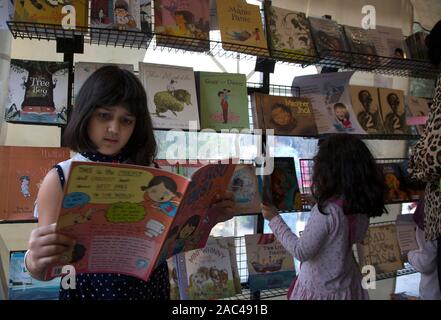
[227,164,261,215]
[47,161,236,282]
[5,59,69,125]
[91,0,141,31]
[245,233,295,293]
[197,71,249,131]
[251,92,318,136]
[0,146,70,222]
[139,62,200,130]
[174,237,237,300]
[154,0,210,52]
[216,0,269,57]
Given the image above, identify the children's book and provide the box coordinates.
[395,214,418,257]
[0,0,14,30]
[349,85,385,134]
[357,224,404,274]
[264,4,316,61]
[367,26,408,59]
[396,160,425,201]
[379,163,410,203]
[139,62,200,130]
[140,0,152,33]
[216,0,269,57]
[292,71,367,134]
[378,88,410,135]
[343,25,378,65]
[0,146,70,222]
[405,96,429,135]
[227,164,261,215]
[174,236,237,300]
[197,71,249,131]
[46,160,236,282]
[74,62,134,99]
[245,233,295,293]
[91,0,141,31]
[154,0,210,52]
[13,0,88,28]
[5,59,69,125]
[251,92,318,136]
[166,256,180,300]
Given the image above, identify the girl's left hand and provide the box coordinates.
[261,203,279,221]
[210,192,235,224]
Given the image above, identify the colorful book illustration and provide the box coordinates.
[0,146,70,222]
[197,71,249,131]
[154,0,210,52]
[357,224,404,274]
[216,0,269,57]
[349,86,385,134]
[378,88,410,135]
[292,71,367,134]
[379,163,410,203]
[175,237,237,300]
[227,164,261,215]
[405,96,429,135]
[91,0,141,31]
[264,4,316,61]
[343,25,378,64]
[367,26,408,59]
[5,59,69,125]
[139,62,200,130]
[251,92,318,136]
[396,160,425,201]
[13,0,88,28]
[245,233,295,293]
[47,160,236,282]
[74,62,134,99]
[8,251,60,300]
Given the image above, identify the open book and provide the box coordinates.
[46,161,236,282]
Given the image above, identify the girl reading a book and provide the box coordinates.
[262,133,386,300]
[24,65,235,300]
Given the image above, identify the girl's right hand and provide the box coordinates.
[26,223,75,280]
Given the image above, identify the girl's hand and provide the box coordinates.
[210,192,236,224]
[26,223,76,280]
[261,203,279,221]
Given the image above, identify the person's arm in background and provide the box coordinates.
[408,227,438,273]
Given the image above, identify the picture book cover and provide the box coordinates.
[0,146,70,222]
[227,164,261,215]
[292,71,367,134]
[405,96,429,135]
[367,26,408,59]
[139,62,200,130]
[197,71,250,131]
[5,59,69,125]
[91,0,141,31]
[0,0,14,30]
[343,25,378,64]
[221,236,241,294]
[357,224,404,274]
[14,0,88,27]
[216,0,269,57]
[349,85,385,134]
[154,0,210,52]
[166,256,180,300]
[8,251,61,300]
[379,163,410,203]
[378,88,410,135]
[396,160,425,201]
[264,4,316,60]
[47,160,236,282]
[252,92,318,136]
[74,62,134,99]
[245,233,295,293]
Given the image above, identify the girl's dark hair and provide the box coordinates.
[426,19,441,67]
[312,134,386,217]
[63,65,157,166]
[178,215,200,238]
[141,176,182,197]
[272,103,292,115]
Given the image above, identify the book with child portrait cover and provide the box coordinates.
[46,160,236,282]
[378,88,410,135]
[349,86,385,134]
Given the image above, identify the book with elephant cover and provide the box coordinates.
[139,62,200,130]
[46,160,236,282]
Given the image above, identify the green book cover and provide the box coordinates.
[198,72,250,131]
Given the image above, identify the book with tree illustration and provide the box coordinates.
[174,236,239,300]
[264,4,316,61]
[139,62,200,130]
[46,160,236,282]
[216,0,269,57]
[154,0,210,52]
[0,146,70,222]
[245,233,295,293]
[5,59,69,125]
[227,164,261,215]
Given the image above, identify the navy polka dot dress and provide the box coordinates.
[55,152,170,300]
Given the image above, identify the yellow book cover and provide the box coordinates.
[14,0,88,28]
[216,0,268,56]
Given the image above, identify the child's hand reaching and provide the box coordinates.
[261,203,279,221]
[210,192,235,224]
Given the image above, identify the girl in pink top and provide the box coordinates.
[262,134,386,300]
